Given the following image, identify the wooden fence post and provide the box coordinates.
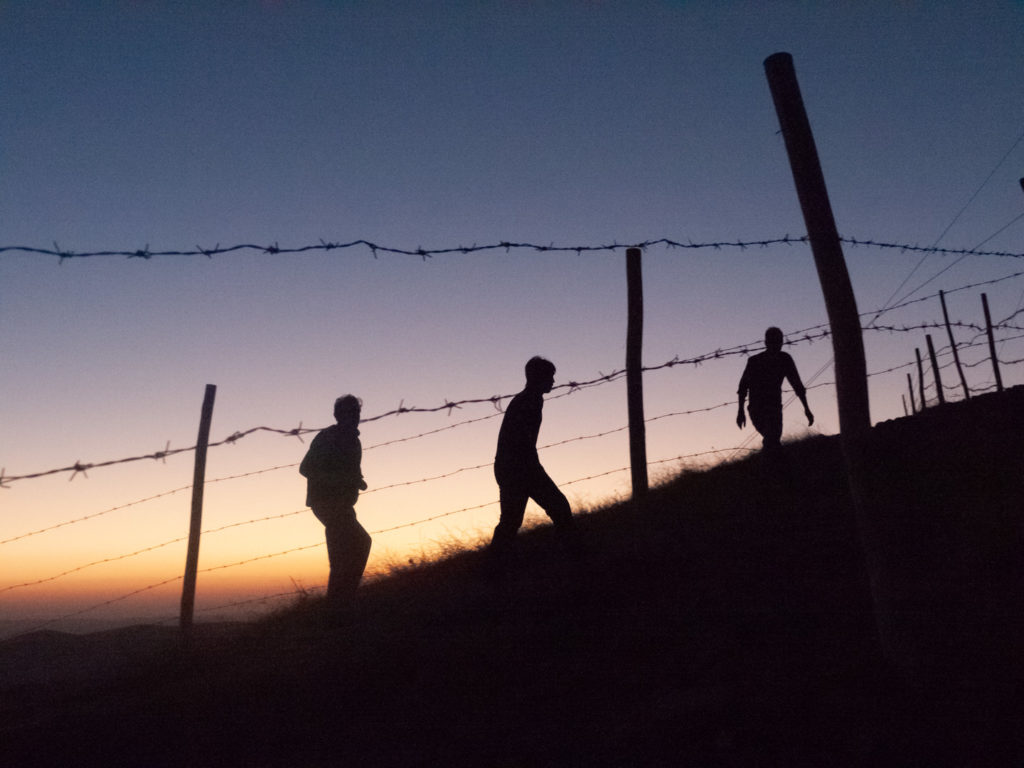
[939,290,970,400]
[764,53,870,439]
[925,335,945,405]
[981,293,1004,393]
[763,53,907,664]
[906,373,917,414]
[901,394,908,417]
[625,247,648,502]
[181,384,217,644]
[915,348,926,408]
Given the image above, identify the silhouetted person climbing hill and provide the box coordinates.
[490,357,574,564]
[736,327,814,452]
[299,395,371,619]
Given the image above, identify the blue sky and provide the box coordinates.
[2,0,1023,628]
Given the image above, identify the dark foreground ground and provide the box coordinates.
[3,387,1023,766]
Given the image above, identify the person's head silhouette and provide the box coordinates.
[764,326,784,353]
[334,394,362,428]
[524,356,556,394]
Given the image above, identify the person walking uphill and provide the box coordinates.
[300,395,371,619]
[736,326,814,452]
[489,357,574,567]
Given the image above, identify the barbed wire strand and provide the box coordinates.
[4,234,1024,263]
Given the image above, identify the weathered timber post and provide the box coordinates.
[915,348,926,408]
[901,394,908,417]
[939,290,970,400]
[981,293,1004,392]
[906,373,917,414]
[925,334,945,405]
[764,53,870,438]
[625,247,649,501]
[764,52,918,666]
[181,384,216,644]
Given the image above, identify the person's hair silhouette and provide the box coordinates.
[489,356,574,568]
[736,327,814,451]
[299,394,371,621]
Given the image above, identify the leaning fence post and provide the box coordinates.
[981,293,1004,393]
[764,53,901,663]
[925,335,945,405]
[906,373,917,414]
[181,384,217,644]
[764,54,870,439]
[625,247,648,502]
[901,394,908,417]
[939,290,970,400]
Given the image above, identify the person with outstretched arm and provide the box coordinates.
[736,326,814,452]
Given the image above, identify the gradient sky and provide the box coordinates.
[2,0,1023,632]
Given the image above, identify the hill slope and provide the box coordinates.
[3,387,1023,766]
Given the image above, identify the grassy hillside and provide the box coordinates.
[3,387,1023,766]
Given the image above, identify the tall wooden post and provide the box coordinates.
[181,384,216,643]
[925,335,945,405]
[625,247,648,501]
[765,52,905,664]
[764,53,870,438]
[981,293,1004,392]
[939,290,970,399]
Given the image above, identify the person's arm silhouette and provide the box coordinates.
[782,353,814,426]
[736,363,749,429]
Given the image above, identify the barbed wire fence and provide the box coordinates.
[2,237,1023,638]
[3,234,1024,262]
